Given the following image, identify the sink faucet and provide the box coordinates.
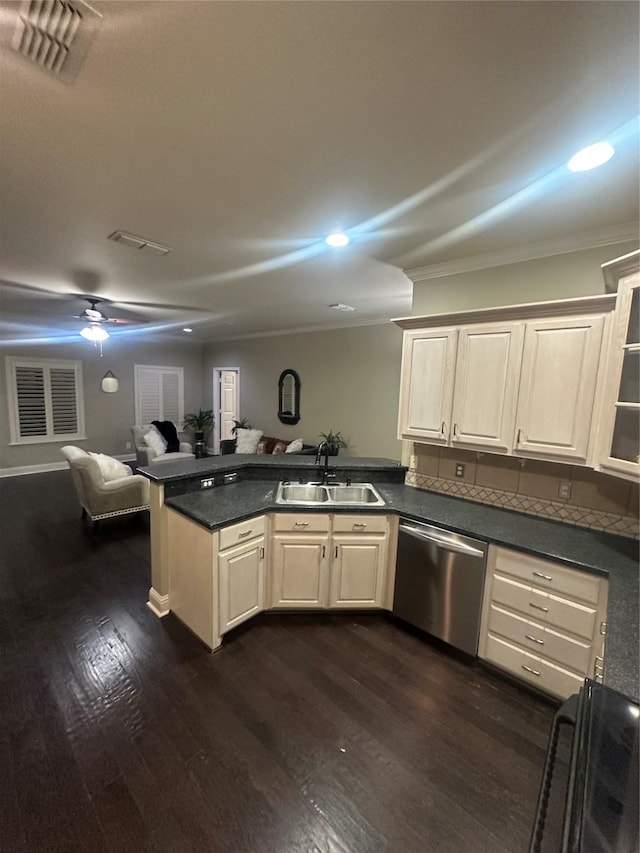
[315,440,333,484]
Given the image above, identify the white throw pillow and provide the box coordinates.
[235,428,264,454]
[285,438,304,453]
[143,427,166,456]
[89,453,132,482]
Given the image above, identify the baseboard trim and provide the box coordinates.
[147,587,170,618]
[0,454,136,478]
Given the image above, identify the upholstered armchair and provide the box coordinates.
[61,446,150,528]
[131,424,194,466]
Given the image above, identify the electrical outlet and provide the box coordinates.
[125,441,131,450]
[200,478,214,489]
[455,463,465,478]
[558,481,572,499]
[409,455,417,469]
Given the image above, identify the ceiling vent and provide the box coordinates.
[108,231,172,257]
[7,0,102,81]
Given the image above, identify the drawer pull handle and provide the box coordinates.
[322,545,325,558]
[533,571,553,581]
[238,529,252,538]
[294,521,309,527]
[525,634,544,645]
[529,602,549,612]
[453,422,459,438]
[260,547,264,560]
[441,421,446,436]
[353,523,367,529]
[522,664,540,677]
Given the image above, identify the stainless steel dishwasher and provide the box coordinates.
[393,519,488,655]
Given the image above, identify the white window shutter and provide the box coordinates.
[135,365,184,426]
[7,357,84,444]
[15,365,47,436]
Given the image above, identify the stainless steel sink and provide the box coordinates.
[275,481,385,506]
[279,484,329,502]
[327,485,383,504]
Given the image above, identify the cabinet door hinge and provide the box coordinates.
[600,621,607,636]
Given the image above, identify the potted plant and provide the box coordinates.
[184,408,214,442]
[231,417,253,434]
[319,430,348,456]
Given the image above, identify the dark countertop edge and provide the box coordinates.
[139,455,407,483]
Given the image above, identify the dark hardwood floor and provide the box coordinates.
[0,470,558,853]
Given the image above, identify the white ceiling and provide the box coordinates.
[0,0,638,345]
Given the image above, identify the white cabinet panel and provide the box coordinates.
[398,329,457,442]
[270,536,329,608]
[329,536,386,608]
[218,536,265,634]
[451,323,523,451]
[515,316,604,461]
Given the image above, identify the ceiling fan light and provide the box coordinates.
[80,323,109,341]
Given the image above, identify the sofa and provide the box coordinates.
[61,445,150,527]
[220,430,316,455]
[132,424,194,466]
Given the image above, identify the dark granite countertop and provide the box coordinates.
[163,473,639,700]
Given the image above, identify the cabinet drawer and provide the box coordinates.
[272,513,331,533]
[485,634,584,699]
[492,575,597,640]
[219,515,265,551]
[332,514,388,534]
[492,546,602,605]
[487,604,591,674]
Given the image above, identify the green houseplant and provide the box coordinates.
[319,430,348,456]
[183,408,214,442]
[231,417,253,434]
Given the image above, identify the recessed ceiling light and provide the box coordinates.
[182,327,193,333]
[567,142,615,172]
[326,232,350,247]
[328,303,356,312]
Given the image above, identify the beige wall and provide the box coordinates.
[411,242,637,315]
[0,337,203,470]
[203,323,404,460]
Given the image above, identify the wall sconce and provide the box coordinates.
[101,370,118,393]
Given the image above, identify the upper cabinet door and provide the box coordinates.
[397,328,458,442]
[450,323,524,452]
[598,272,640,481]
[515,316,605,462]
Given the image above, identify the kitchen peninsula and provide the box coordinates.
[138,454,639,701]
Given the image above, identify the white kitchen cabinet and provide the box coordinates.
[397,327,457,443]
[479,545,608,700]
[270,513,331,608]
[514,315,605,462]
[394,296,615,466]
[597,252,640,481]
[218,515,266,634]
[270,513,390,610]
[450,322,524,452]
[218,534,265,634]
[329,515,389,608]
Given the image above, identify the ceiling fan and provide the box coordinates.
[74,297,137,342]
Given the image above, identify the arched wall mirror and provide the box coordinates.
[278,369,301,424]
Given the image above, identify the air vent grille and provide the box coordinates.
[108,231,172,257]
[9,0,101,80]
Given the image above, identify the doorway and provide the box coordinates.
[213,367,240,453]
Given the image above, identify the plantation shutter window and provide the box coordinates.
[134,365,184,426]
[7,357,85,444]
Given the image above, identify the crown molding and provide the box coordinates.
[405,222,639,282]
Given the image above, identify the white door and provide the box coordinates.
[218,536,265,634]
[451,323,524,452]
[214,368,239,452]
[397,328,458,443]
[515,316,604,462]
[329,536,387,608]
[270,536,330,608]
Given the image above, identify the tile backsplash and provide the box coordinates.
[407,444,639,539]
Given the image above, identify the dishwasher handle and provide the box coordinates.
[399,523,486,558]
